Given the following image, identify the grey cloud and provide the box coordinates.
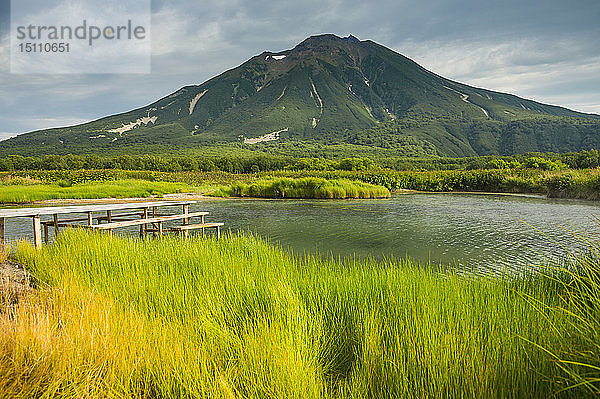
[1,0,599,136]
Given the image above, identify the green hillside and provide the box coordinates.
[2,34,599,156]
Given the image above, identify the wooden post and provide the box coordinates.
[152,207,159,237]
[53,214,60,237]
[217,225,221,239]
[107,210,112,223]
[182,204,189,238]
[33,215,42,249]
[87,212,93,226]
[158,222,163,236]
[44,224,49,244]
[182,204,189,224]
[140,208,148,237]
[0,217,4,253]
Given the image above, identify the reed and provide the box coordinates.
[0,229,593,398]
[210,177,390,199]
[525,223,600,395]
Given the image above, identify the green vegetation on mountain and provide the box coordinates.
[1,34,598,157]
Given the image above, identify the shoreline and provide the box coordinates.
[0,190,563,206]
[398,190,548,199]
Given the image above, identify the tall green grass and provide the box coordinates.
[544,170,600,200]
[210,177,390,199]
[0,179,193,203]
[0,229,592,397]
[526,225,600,395]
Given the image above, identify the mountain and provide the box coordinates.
[3,34,600,157]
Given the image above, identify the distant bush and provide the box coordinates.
[56,180,72,188]
[522,157,566,171]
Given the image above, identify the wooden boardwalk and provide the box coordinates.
[0,201,223,249]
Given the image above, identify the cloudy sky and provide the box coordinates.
[1,0,599,140]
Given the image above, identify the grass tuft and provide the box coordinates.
[210,177,390,199]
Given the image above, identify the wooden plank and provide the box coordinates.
[170,222,223,239]
[52,223,84,229]
[42,216,88,225]
[32,215,42,249]
[42,212,145,227]
[97,211,145,220]
[0,201,197,218]
[87,212,209,230]
[182,204,189,224]
[171,223,224,231]
[0,217,4,252]
[61,214,193,229]
[87,217,142,223]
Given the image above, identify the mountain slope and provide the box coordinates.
[2,34,599,157]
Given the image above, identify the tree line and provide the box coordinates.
[0,149,598,173]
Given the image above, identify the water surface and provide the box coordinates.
[4,193,599,272]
